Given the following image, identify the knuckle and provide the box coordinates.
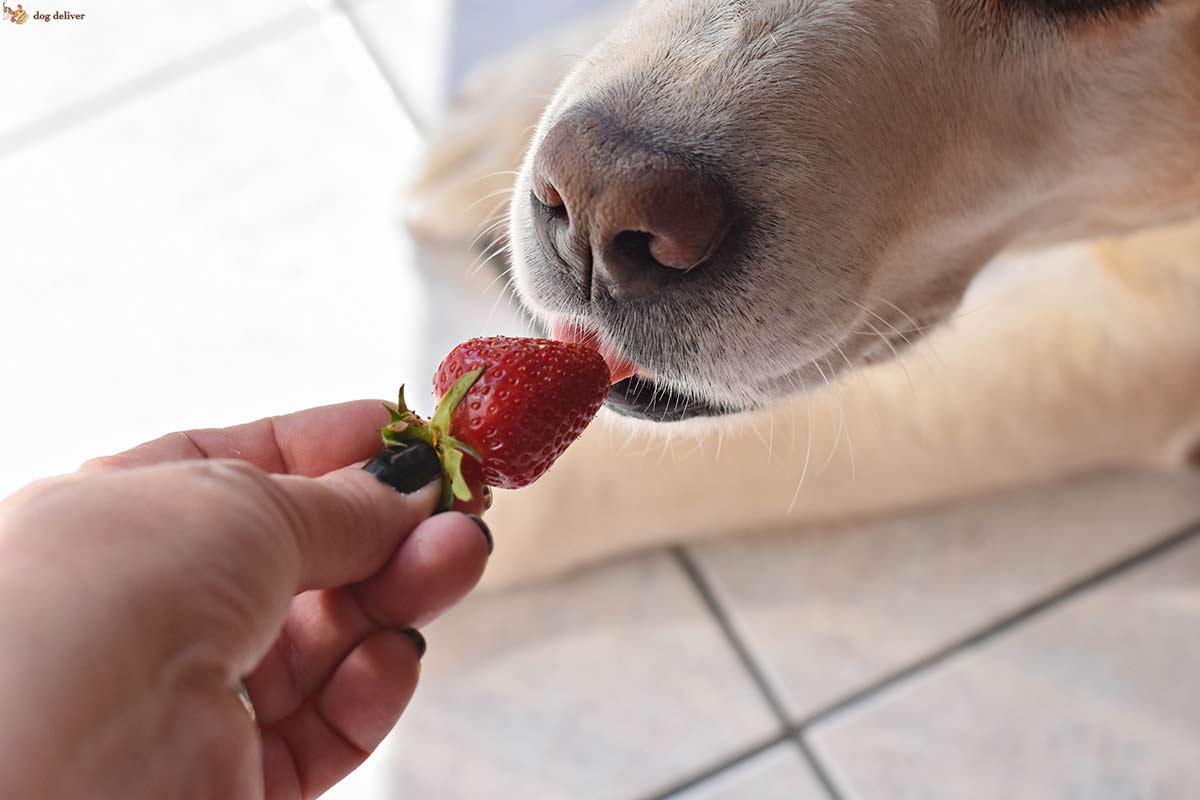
[183,460,304,563]
[78,454,121,472]
[0,474,85,529]
[0,477,56,533]
[186,459,275,506]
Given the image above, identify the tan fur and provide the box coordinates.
[466,220,1200,586]
[405,1,1200,587]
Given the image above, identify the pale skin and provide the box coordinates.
[0,400,490,800]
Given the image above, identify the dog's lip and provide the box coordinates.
[544,318,734,421]
[606,376,735,422]
[549,320,641,384]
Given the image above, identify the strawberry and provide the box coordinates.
[381,336,611,507]
[433,337,612,489]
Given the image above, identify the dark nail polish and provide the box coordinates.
[467,514,493,555]
[363,443,442,494]
[399,627,427,660]
[482,485,494,512]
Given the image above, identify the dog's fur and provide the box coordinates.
[407,0,1200,586]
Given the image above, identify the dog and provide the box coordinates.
[406,0,1200,587]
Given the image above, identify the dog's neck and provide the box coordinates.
[1010,5,1200,249]
[899,4,1200,262]
[867,4,1200,307]
[1004,5,1199,249]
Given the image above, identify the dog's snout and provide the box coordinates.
[531,112,732,302]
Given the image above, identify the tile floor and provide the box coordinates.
[3,2,1199,799]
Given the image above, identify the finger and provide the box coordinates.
[261,629,422,800]
[354,512,491,629]
[39,459,445,675]
[274,464,449,591]
[81,400,391,476]
[204,463,443,670]
[244,512,489,724]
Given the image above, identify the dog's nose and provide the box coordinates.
[530,112,733,302]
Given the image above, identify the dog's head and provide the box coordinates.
[509,0,1200,421]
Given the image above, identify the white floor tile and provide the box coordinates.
[691,471,1200,720]
[0,14,424,495]
[347,0,625,130]
[810,533,1200,800]
[336,554,779,800]
[674,744,827,800]
[344,0,453,131]
[0,0,311,142]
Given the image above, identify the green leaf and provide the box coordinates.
[384,386,414,424]
[381,384,442,449]
[440,434,482,463]
[378,380,481,512]
[439,471,455,510]
[383,423,437,450]
[441,447,473,505]
[431,368,485,435]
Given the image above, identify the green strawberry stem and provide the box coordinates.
[380,368,486,510]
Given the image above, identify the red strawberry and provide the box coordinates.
[433,337,610,489]
[380,336,610,507]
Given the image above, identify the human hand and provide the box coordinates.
[0,401,492,799]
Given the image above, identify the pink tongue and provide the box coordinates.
[551,322,640,385]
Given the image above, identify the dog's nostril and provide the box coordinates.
[530,110,734,302]
[613,230,661,273]
[1187,438,1200,470]
[532,175,568,217]
[531,187,569,225]
[541,182,564,209]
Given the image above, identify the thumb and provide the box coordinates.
[168,453,447,671]
[0,449,446,678]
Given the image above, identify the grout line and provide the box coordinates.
[636,732,790,800]
[661,516,1200,798]
[332,0,429,139]
[668,546,843,800]
[0,8,319,157]
[672,546,793,726]
[792,734,845,800]
[796,516,1200,732]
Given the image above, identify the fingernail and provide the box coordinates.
[482,485,494,511]
[467,514,493,555]
[399,627,427,660]
[363,443,442,494]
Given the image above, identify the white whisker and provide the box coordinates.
[461,170,521,189]
[851,298,937,379]
[462,187,516,214]
[859,315,914,393]
[788,372,814,515]
[813,355,855,479]
[468,213,512,251]
[467,240,512,280]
